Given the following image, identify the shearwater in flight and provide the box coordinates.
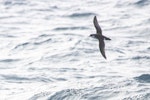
[90,16,111,59]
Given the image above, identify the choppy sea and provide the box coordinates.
[0,0,150,100]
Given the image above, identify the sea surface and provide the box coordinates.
[0,0,150,100]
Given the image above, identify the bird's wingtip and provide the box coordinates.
[103,55,107,59]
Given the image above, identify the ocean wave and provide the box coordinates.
[135,74,150,83]
[48,89,82,100]
[28,78,150,100]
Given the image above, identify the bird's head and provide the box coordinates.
[90,34,97,38]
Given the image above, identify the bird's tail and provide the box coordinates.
[102,35,111,40]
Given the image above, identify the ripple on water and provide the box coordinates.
[135,0,150,7]
[0,34,16,38]
[116,0,150,7]
[53,26,89,31]
[135,74,150,83]
[132,56,150,60]
[123,93,150,100]
[13,37,52,50]
[12,42,35,51]
[0,58,20,63]
[68,12,96,18]
[34,38,52,45]
[3,0,28,6]
[1,75,53,83]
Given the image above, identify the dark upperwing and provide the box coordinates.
[93,16,102,35]
[99,39,107,59]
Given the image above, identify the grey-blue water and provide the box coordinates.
[0,0,150,100]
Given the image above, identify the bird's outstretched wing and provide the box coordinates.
[93,16,102,35]
[99,40,106,59]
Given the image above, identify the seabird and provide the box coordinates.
[90,16,111,59]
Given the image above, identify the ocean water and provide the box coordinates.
[0,0,150,100]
